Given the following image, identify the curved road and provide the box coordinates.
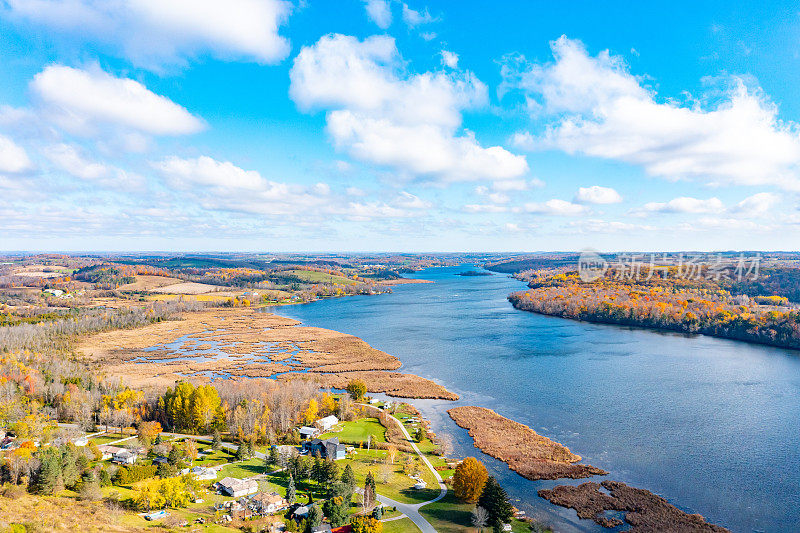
[360,405,447,533]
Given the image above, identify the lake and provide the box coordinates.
[267,265,800,532]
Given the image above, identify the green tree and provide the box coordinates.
[341,463,355,489]
[306,504,322,531]
[33,447,62,495]
[286,473,296,503]
[211,429,222,450]
[477,476,513,533]
[324,482,353,527]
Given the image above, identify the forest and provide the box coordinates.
[508,263,800,350]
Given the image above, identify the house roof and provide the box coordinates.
[251,492,285,505]
[218,477,258,491]
[317,415,338,426]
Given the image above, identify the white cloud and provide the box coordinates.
[43,143,107,180]
[491,178,543,191]
[289,34,527,183]
[508,36,800,190]
[525,199,588,216]
[441,50,458,68]
[574,185,622,204]
[153,155,266,190]
[732,192,780,217]
[402,3,435,27]
[464,204,509,213]
[32,65,205,136]
[4,0,291,68]
[0,134,33,173]
[363,0,392,29]
[637,196,725,214]
[394,191,432,209]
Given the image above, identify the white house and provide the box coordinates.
[315,415,339,432]
[299,426,320,439]
[97,445,123,460]
[112,449,137,465]
[217,477,258,497]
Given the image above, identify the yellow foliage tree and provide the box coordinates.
[453,457,488,503]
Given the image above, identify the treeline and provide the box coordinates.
[509,282,800,349]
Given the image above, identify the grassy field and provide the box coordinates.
[216,457,266,480]
[418,491,473,533]
[382,517,423,533]
[321,417,387,443]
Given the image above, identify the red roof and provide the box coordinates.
[331,526,352,533]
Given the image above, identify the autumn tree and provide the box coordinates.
[351,516,383,533]
[302,398,319,425]
[137,421,162,447]
[346,379,367,401]
[453,457,488,503]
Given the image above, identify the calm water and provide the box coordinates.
[267,266,800,532]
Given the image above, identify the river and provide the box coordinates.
[267,265,800,532]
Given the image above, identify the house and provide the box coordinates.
[299,426,320,439]
[98,445,123,460]
[383,401,394,410]
[293,506,309,519]
[112,449,137,464]
[216,477,259,497]
[153,456,169,465]
[315,415,339,431]
[251,491,288,514]
[311,526,332,533]
[188,466,217,481]
[306,437,346,460]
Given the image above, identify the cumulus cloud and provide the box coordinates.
[32,65,205,136]
[289,34,528,183]
[402,3,436,27]
[363,0,392,29]
[525,198,588,216]
[508,36,800,190]
[152,155,419,220]
[574,185,622,204]
[441,50,459,68]
[731,192,780,217]
[0,134,33,173]
[4,0,292,68]
[43,143,107,180]
[636,196,725,215]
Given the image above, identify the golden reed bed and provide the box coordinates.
[78,307,457,400]
[447,406,606,480]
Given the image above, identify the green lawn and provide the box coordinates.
[216,457,266,480]
[382,517,422,533]
[418,491,473,533]
[89,434,127,445]
[321,417,387,444]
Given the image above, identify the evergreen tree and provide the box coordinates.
[306,504,322,530]
[269,445,279,465]
[211,430,222,450]
[324,482,353,527]
[477,476,513,532]
[286,473,296,503]
[33,447,62,495]
[341,463,355,489]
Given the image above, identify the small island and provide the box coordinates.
[455,270,493,276]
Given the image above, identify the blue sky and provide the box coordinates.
[2,0,800,252]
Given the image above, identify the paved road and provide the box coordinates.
[360,405,447,533]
